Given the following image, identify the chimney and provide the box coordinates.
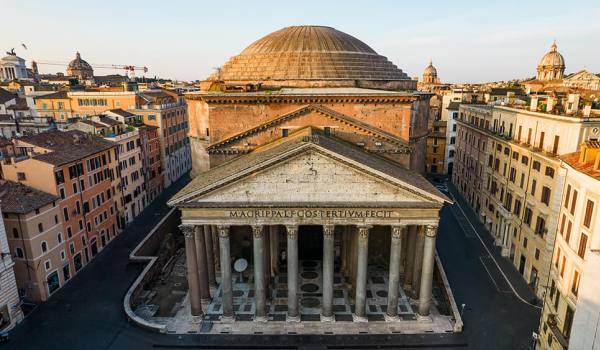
[567,94,580,114]
[547,96,554,112]
[584,102,592,117]
[530,96,538,111]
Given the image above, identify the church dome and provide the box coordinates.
[68,52,92,70]
[423,60,437,76]
[538,42,565,67]
[208,26,411,83]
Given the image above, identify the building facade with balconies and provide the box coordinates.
[538,141,600,350]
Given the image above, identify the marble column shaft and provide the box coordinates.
[411,226,426,300]
[195,226,211,301]
[252,225,268,322]
[403,226,417,289]
[418,226,438,317]
[182,225,203,317]
[353,225,371,322]
[386,225,406,320]
[321,225,335,321]
[286,225,300,322]
[217,226,235,322]
[263,227,271,300]
[203,225,217,287]
[270,225,279,276]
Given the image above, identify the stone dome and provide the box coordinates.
[68,52,92,70]
[208,26,411,83]
[538,42,565,67]
[423,60,437,76]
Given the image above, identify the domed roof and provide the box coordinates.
[68,52,92,70]
[209,26,410,82]
[424,60,437,76]
[538,42,565,67]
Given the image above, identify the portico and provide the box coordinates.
[169,129,450,325]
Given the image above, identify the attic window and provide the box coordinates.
[324,127,331,136]
[282,129,289,137]
[17,172,26,180]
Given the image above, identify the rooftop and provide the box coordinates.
[18,130,116,166]
[0,180,60,214]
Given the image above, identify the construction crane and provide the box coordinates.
[35,60,148,80]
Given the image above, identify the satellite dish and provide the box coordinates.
[234,259,248,283]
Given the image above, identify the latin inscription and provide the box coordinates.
[229,210,394,219]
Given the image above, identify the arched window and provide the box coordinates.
[57,233,63,244]
[38,223,44,233]
[41,241,48,253]
[13,228,19,238]
[15,247,24,259]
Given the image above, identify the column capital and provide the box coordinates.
[251,225,264,238]
[179,224,195,238]
[357,225,372,239]
[425,225,438,237]
[217,225,230,238]
[391,225,407,239]
[286,225,299,239]
[323,225,335,238]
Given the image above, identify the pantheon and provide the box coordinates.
[169,26,452,328]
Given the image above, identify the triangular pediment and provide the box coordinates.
[206,104,411,154]
[170,136,448,206]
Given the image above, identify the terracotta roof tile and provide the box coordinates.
[0,180,60,214]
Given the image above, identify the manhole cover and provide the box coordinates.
[301,283,319,293]
[376,290,388,298]
[301,271,319,279]
[301,261,318,268]
[300,297,320,308]
[232,290,244,297]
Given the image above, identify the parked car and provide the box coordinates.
[435,185,449,194]
[0,331,9,343]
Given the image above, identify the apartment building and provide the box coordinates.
[444,102,460,175]
[139,125,163,203]
[0,205,23,330]
[453,105,493,214]
[462,99,600,298]
[426,120,446,174]
[538,141,600,350]
[0,180,67,302]
[2,130,119,275]
[34,87,191,188]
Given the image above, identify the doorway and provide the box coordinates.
[519,254,526,275]
[298,226,323,260]
[91,239,98,257]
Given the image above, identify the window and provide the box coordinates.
[512,152,519,161]
[67,226,73,238]
[523,237,528,248]
[530,179,537,196]
[545,167,555,178]
[572,270,581,297]
[566,220,572,244]
[535,216,546,236]
[565,185,572,209]
[583,199,594,228]
[55,170,65,185]
[532,161,541,171]
[513,199,522,216]
[12,228,18,238]
[520,173,525,189]
[55,215,59,224]
[38,223,44,233]
[578,233,588,259]
[535,248,540,260]
[45,260,51,271]
[57,233,63,244]
[509,167,516,182]
[521,156,528,166]
[523,208,533,226]
[571,190,578,215]
[63,207,69,221]
[541,187,551,205]
[41,241,48,253]
[15,247,24,258]
[560,256,566,276]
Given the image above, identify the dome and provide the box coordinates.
[208,26,411,83]
[538,42,565,67]
[68,52,92,70]
[423,60,437,76]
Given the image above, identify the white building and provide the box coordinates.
[0,208,24,331]
[0,51,29,82]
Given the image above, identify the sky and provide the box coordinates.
[4,0,600,84]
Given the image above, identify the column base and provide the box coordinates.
[253,315,269,323]
[409,297,419,304]
[201,297,212,304]
[416,313,433,323]
[384,313,400,323]
[190,314,204,323]
[220,314,236,323]
[286,314,301,323]
[320,313,335,323]
[352,313,368,323]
